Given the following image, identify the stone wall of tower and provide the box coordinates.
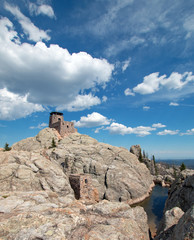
[69,174,99,202]
[49,112,77,137]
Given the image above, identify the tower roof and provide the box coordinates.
[50,112,63,116]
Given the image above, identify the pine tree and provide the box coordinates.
[4,143,11,151]
[180,162,186,171]
[152,155,158,175]
[49,138,57,148]
[152,155,156,164]
[138,151,143,163]
[143,150,146,158]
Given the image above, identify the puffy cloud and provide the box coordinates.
[133,72,164,95]
[29,3,55,18]
[152,123,166,128]
[94,126,105,133]
[0,88,44,120]
[133,72,194,95]
[57,94,101,112]
[74,112,111,128]
[0,17,114,118]
[30,122,48,129]
[102,96,108,102]
[169,102,179,106]
[180,129,194,136]
[4,3,50,42]
[106,122,156,137]
[157,129,179,135]
[122,58,131,72]
[143,106,150,111]
[124,88,135,96]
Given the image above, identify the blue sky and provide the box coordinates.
[0,0,194,159]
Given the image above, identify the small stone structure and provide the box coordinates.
[69,174,99,202]
[49,112,77,137]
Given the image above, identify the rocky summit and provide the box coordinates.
[155,170,194,240]
[0,128,154,240]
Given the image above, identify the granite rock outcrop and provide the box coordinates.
[0,128,155,239]
[130,145,181,187]
[0,192,150,240]
[155,170,194,240]
[12,128,154,204]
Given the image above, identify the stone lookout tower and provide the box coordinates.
[69,174,99,202]
[49,112,77,137]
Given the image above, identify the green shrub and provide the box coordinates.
[49,138,57,148]
[180,162,186,171]
[4,143,11,151]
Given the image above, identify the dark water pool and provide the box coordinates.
[135,185,168,234]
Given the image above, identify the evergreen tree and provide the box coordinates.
[180,162,186,171]
[152,155,156,164]
[152,155,158,175]
[138,151,143,163]
[143,150,146,158]
[173,166,177,178]
[4,143,11,151]
[50,138,57,148]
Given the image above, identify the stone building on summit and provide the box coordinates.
[49,112,77,137]
[69,174,99,202]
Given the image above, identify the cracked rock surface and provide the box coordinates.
[11,128,154,203]
[0,128,154,239]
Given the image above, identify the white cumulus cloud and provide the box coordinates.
[157,129,179,135]
[124,88,135,96]
[30,122,48,129]
[122,58,131,72]
[0,17,114,119]
[106,122,156,137]
[74,112,111,128]
[102,96,108,102]
[29,3,55,18]
[133,72,194,95]
[5,3,50,42]
[0,88,44,120]
[143,106,150,111]
[57,94,101,112]
[95,126,105,133]
[169,102,179,106]
[180,129,194,136]
[152,123,166,128]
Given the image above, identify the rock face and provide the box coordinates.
[153,163,181,187]
[130,145,141,159]
[12,128,154,204]
[130,145,184,187]
[0,192,150,240]
[0,128,154,239]
[0,150,73,196]
[130,144,156,175]
[164,170,194,212]
[155,170,194,240]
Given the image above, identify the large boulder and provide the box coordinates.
[164,170,194,212]
[155,170,194,240]
[50,132,154,204]
[12,128,60,151]
[10,128,154,204]
[0,150,73,197]
[0,192,150,240]
[0,128,154,239]
[130,144,156,175]
[130,144,141,159]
